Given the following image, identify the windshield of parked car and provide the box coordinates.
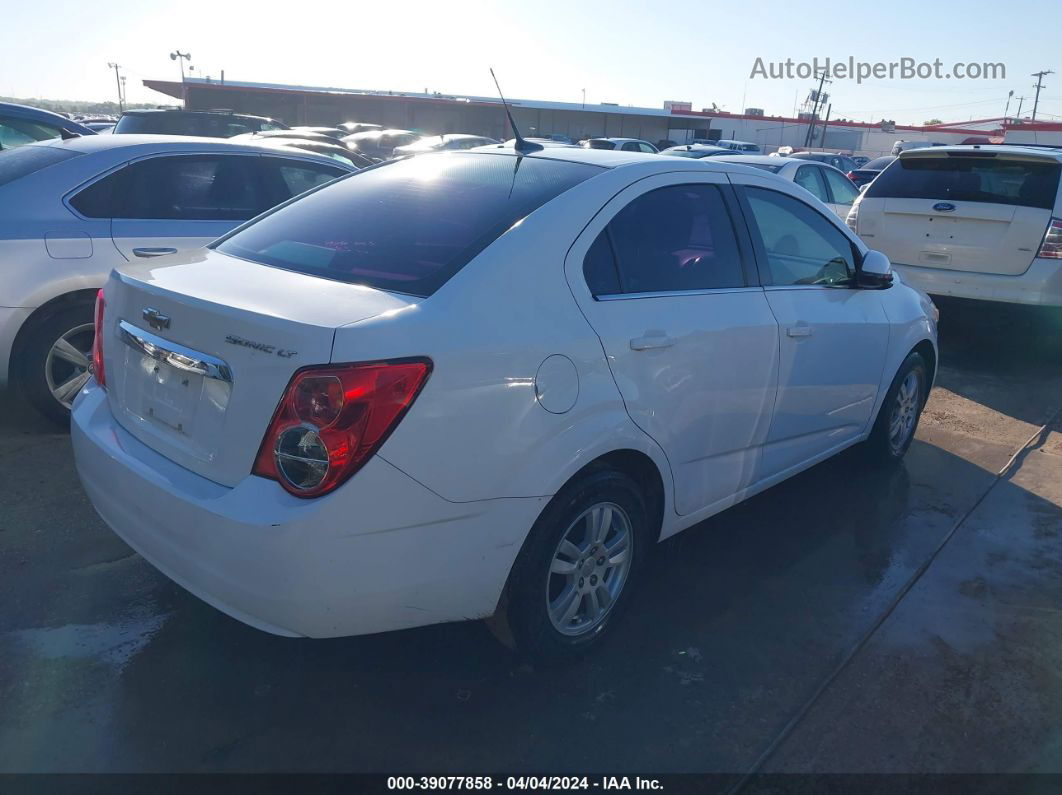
[217,153,603,297]
[865,154,1061,209]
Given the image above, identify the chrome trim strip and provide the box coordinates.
[118,320,233,383]
[597,286,761,301]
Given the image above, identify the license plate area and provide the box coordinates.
[141,357,204,435]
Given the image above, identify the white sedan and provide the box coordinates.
[0,135,354,422]
[72,146,936,660]
[717,154,862,219]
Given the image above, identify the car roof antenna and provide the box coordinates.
[490,68,541,153]
[59,128,82,140]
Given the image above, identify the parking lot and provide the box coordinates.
[0,302,1059,777]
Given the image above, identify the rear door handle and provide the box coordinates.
[132,247,178,258]
[630,333,676,351]
[786,323,813,338]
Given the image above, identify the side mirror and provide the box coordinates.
[858,249,893,289]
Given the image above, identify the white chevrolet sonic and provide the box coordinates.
[71,145,937,659]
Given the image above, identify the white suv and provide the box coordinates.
[848,145,1062,306]
[72,147,936,660]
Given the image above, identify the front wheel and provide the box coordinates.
[491,469,649,662]
[863,351,928,463]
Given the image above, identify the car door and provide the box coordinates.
[565,173,779,516]
[732,177,890,479]
[109,153,272,260]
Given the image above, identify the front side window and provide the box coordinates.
[794,165,829,203]
[589,184,745,296]
[261,157,347,203]
[116,155,266,221]
[743,186,856,287]
[217,153,602,297]
[823,168,860,205]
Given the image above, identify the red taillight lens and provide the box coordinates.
[253,359,432,497]
[91,289,106,388]
[1037,218,1062,260]
[846,171,858,181]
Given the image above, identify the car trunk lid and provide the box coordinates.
[101,249,418,487]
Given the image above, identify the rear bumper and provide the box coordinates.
[893,259,1062,307]
[71,383,545,638]
[0,306,32,386]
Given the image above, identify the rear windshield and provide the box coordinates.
[114,113,282,137]
[866,154,1061,209]
[587,140,616,150]
[0,145,80,187]
[216,152,603,297]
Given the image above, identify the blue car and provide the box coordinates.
[0,102,96,150]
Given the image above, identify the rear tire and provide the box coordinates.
[17,303,95,427]
[863,351,928,464]
[492,469,649,663]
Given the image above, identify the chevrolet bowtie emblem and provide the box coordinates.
[142,308,171,331]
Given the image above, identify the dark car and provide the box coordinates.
[0,102,96,149]
[113,109,288,138]
[343,129,420,160]
[338,121,383,135]
[788,151,860,173]
[847,155,896,188]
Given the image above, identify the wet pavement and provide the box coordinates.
[1,304,1060,777]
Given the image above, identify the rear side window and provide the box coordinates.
[217,153,602,297]
[0,145,79,187]
[866,155,1061,209]
[102,155,269,220]
[593,184,745,295]
[0,117,63,149]
[587,140,616,150]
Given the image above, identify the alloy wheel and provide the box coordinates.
[888,370,921,455]
[546,501,633,636]
[44,323,95,409]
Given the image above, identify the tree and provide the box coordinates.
[923,118,943,126]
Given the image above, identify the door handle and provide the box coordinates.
[132,247,178,258]
[786,323,813,338]
[630,333,676,351]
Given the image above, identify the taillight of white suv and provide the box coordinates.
[253,359,432,497]
[1038,218,1062,259]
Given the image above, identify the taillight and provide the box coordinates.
[1037,218,1062,259]
[846,171,858,181]
[91,289,106,388]
[846,202,859,234]
[253,359,432,497]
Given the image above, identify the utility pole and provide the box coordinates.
[107,62,124,113]
[1016,95,1026,120]
[817,104,832,148]
[1031,70,1054,121]
[804,70,832,147]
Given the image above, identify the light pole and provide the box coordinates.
[1003,89,1014,123]
[107,62,124,113]
[170,50,191,82]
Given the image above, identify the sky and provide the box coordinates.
[2,0,1060,126]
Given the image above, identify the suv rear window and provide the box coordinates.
[0,145,80,187]
[114,113,283,138]
[866,154,1061,209]
[216,153,603,297]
